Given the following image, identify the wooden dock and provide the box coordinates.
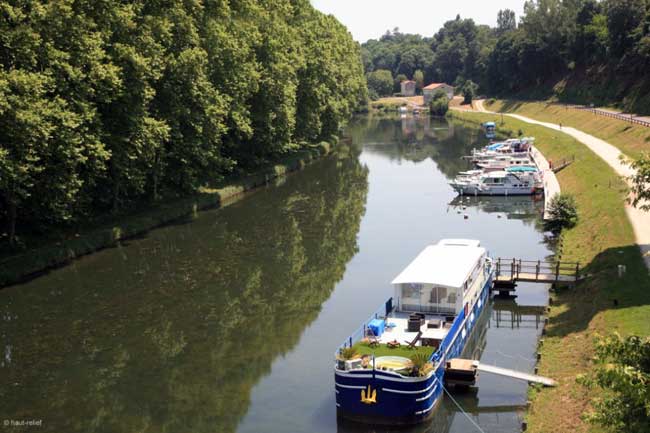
[494,258,582,285]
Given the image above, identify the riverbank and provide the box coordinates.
[0,141,336,288]
[484,100,650,159]
[449,109,650,433]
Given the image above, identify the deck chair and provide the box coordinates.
[365,328,380,347]
[404,331,423,349]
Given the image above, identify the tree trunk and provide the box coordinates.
[8,200,16,247]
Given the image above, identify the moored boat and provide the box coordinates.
[476,155,535,171]
[470,137,533,162]
[483,121,496,139]
[334,239,494,425]
[449,170,542,196]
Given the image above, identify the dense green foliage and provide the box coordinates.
[462,80,479,104]
[362,1,650,110]
[625,152,650,210]
[429,91,450,116]
[579,334,650,433]
[0,0,367,247]
[361,20,495,93]
[366,69,394,99]
[544,193,579,233]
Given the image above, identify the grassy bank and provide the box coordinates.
[449,110,650,433]
[0,142,334,288]
[485,99,650,159]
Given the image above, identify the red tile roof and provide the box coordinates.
[423,83,451,90]
[401,80,416,84]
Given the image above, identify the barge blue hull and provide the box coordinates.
[335,275,492,425]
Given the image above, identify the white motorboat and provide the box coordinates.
[449,170,543,196]
[476,155,535,171]
[470,138,534,161]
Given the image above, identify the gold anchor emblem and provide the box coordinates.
[360,385,377,404]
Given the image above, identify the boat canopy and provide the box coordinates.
[391,240,486,289]
[486,142,504,150]
[484,122,496,127]
[506,166,538,173]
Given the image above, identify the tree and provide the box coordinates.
[366,69,394,97]
[429,91,449,116]
[624,153,650,211]
[413,69,424,93]
[461,80,479,104]
[543,193,578,233]
[497,9,517,34]
[0,0,367,249]
[604,0,646,58]
[578,334,650,433]
[394,73,408,93]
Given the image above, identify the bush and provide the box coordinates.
[429,90,449,116]
[544,193,578,233]
[577,334,650,433]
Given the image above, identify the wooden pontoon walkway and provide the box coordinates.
[476,363,557,387]
[494,258,582,285]
[446,358,557,387]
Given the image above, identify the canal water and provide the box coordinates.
[1,115,551,433]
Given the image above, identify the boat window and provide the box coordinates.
[402,283,422,300]
[429,286,448,303]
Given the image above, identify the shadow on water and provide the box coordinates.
[0,147,369,433]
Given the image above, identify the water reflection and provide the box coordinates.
[448,196,544,222]
[0,148,369,432]
[347,115,484,178]
[1,115,551,433]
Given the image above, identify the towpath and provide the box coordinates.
[470,99,650,269]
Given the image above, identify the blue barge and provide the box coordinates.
[334,239,494,425]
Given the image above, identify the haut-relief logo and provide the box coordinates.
[360,385,377,404]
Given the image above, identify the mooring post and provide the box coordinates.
[511,258,516,280]
[575,262,580,282]
[536,260,540,279]
[555,261,560,281]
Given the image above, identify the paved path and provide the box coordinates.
[529,145,561,220]
[471,100,650,269]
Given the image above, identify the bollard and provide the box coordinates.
[537,352,542,361]
[522,421,528,431]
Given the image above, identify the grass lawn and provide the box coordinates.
[485,99,650,159]
[449,110,650,433]
[353,341,434,359]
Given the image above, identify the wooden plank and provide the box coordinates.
[446,358,477,372]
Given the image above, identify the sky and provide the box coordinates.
[310,0,525,43]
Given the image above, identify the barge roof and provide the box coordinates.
[391,240,485,289]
